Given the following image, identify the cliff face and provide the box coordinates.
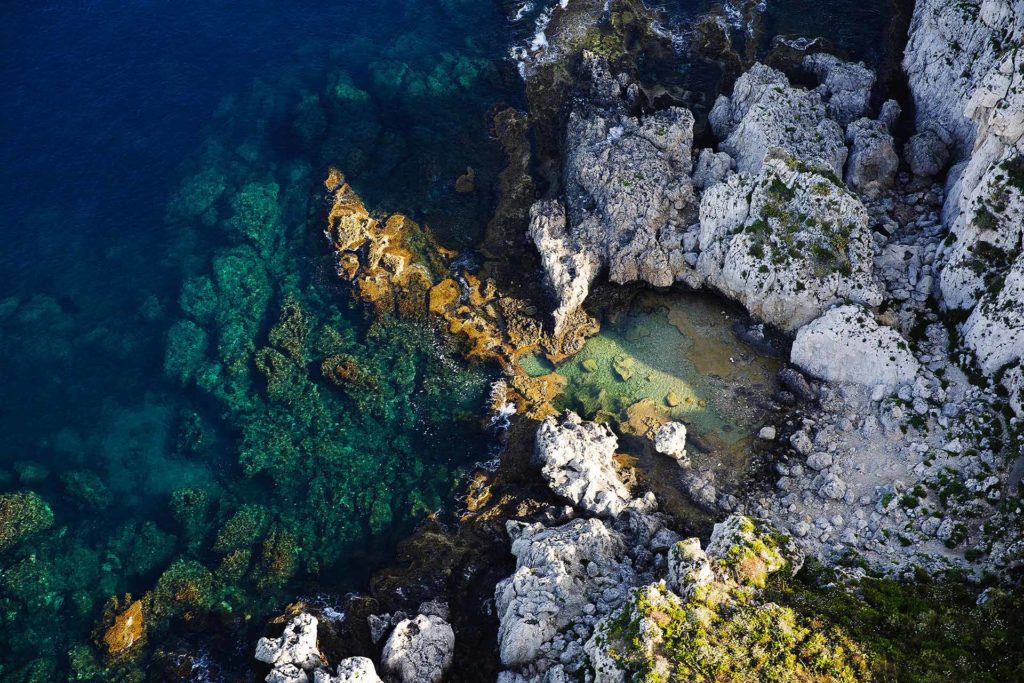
[909,0,1024,401]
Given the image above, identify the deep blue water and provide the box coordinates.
[0,0,899,678]
[0,1,520,677]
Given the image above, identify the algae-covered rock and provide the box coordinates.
[586,517,860,683]
[0,491,54,553]
[101,598,145,656]
[213,503,270,554]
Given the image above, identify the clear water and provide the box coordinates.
[0,0,899,678]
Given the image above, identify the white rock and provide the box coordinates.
[758,426,777,440]
[792,305,920,387]
[314,658,384,683]
[255,614,324,671]
[710,63,847,176]
[533,412,632,518]
[654,422,688,464]
[803,53,876,127]
[381,614,455,683]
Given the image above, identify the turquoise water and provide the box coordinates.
[0,1,516,678]
[0,0,901,679]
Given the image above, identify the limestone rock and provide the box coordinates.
[666,538,714,596]
[693,148,733,190]
[962,257,1024,374]
[905,124,953,177]
[494,517,634,674]
[845,117,898,194]
[255,614,324,672]
[791,305,920,387]
[313,658,384,683]
[709,63,847,176]
[705,515,803,585]
[533,411,631,518]
[381,614,455,683]
[531,54,697,333]
[653,422,688,464]
[528,200,600,337]
[696,154,881,332]
[268,665,309,683]
[803,53,876,127]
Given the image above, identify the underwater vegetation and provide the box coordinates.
[0,0,513,677]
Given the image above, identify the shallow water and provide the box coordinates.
[0,0,899,678]
[533,291,781,461]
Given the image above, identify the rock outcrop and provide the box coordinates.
[791,305,920,387]
[709,63,847,176]
[313,658,384,683]
[803,53,876,127]
[653,421,688,464]
[530,54,697,334]
[381,613,455,683]
[845,114,899,195]
[255,614,325,683]
[696,154,882,332]
[533,411,631,518]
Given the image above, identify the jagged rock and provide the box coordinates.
[653,422,688,464]
[313,658,384,683]
[803,53,876,127]
[381,614,455,683]
[962,258,1024,374]
[666,538,714,596]
[903,0,1011,154]
[905,124,953,177]
[494,517,635,675]
[791,305,920,387]
[709,63,847,176]
[693,148,733,190]
[696,154,881,332]
[528,200,600,337]
[878,99,902,130]
[268,665,309,683]
[367,614,391,644]
[256,614,324,672]
[845,117,899,194]
[533,411,631,518]
[706,515,803,583]
[532,54,696,332]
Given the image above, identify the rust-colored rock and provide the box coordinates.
[102,599,145,656]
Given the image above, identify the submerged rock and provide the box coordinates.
[791,305,920,387]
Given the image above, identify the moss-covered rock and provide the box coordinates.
[0,491,54,553]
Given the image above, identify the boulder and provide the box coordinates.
[255,614,324,672]
[653,422,688,464]
[313,658,384,683]
[693,148,733,190]
[709,63,847,176]
[791,305,920,387]
[803,53,876,127]
[696,154,881,332]
[845,117,899,194]
[533,411,632,518]
[381,614,455,683]
[905,124,953,177]
[666,538,714,596]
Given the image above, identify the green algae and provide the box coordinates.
[538,291,780,461]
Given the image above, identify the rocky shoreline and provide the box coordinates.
[248,0,1023,681]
